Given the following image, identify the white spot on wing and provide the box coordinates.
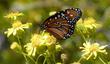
[55,17,57,19]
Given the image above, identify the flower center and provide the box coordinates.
[12,21,22,28]
[90,43,99,52]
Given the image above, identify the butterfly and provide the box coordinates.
[42,8,82,39]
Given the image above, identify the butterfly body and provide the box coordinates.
[42,8,82,39]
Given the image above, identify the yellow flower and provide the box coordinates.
[24,31,57,56]
[24,34,43,56]
[4,12,24,20]
[80,41,107,60]
[5,21,31,37]
[56,44,62,52]
[10,42,21,51]
[44,33,56,46]
[76,17,102,34]
[31,34,45,47]
[77,17,101,29]
[30,32,56,47]
[49,11,56,16]
[72,62,81,64]
[56,62,62,64]
[24,43,36,56]
[61,53,68,62]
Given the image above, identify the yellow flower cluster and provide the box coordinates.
[4,12,31,37]
[5,21,31,37]
[24,32,57,56]
[4,12,23,20]
[80,41,107,60]
[76,17,102,35]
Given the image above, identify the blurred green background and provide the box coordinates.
[0,0,110,64]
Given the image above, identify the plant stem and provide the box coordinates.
[43,57,47,64]
[78,29,86,42]
[98,57,106,64]
[16,35,36,64]
[77,57,83,63]
[23,53,29,64]
[36,54,43,64]
[17,35,21,46]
